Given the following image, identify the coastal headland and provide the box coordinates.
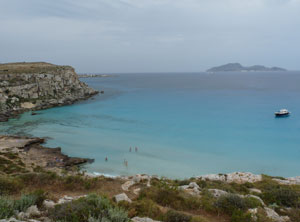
[0,62,299,222]
[0,62,98,122]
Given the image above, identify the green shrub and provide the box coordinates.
[231,210,252,222]
[199,189,216,212]
[139,185,201,211]
[121,199,163,220]
[0,197,14,219]
[14,190,46,212]
[215,194,261,215]
[49,194,129,222]
[262,187,300,207]
[164,210,192,222]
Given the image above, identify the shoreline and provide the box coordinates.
[1,134,300,187]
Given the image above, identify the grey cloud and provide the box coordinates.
[0,0,300,72]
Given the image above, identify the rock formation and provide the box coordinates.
[0,62,98,121]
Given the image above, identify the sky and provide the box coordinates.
[1,0,300,73]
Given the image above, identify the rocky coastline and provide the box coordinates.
[0,62,98,122]
[0,135,93,174]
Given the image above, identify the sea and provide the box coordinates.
[1,71,300,179]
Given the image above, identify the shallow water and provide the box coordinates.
[1,72,300,178]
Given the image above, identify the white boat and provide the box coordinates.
[275,109,290,117]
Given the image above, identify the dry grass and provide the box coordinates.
[0,62,72,74]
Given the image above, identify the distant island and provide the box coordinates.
[207,63,287,72]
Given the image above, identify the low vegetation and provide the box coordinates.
[0,169,300,222]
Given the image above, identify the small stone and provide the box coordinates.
[264,207,290,222]
[249,188,262,194]
[122,180,135,191]
[133,188,141,195]
[114,193,132,203]
[25,205,40,217]
[131,217,161,222]
[208,189,228,198]
[43,200,56,209]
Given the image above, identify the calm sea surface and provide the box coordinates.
[1,72,300,178]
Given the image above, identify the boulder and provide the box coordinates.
[25,205,41,217]
[131,217,161,222]
[58,195,74,204]
[179,182,201,196]
[122,180,135,191]
[114,193,132,203]
[264,207,290,222]
[208,189,228,198]
[43,200,56,209]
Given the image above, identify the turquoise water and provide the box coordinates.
[1,72,300,178]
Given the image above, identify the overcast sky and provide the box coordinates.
[1,0,300,73]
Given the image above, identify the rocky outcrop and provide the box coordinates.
[0,62,98,121]
[273,176,300,185]
[197,172,262,184]
[0,135,93,172]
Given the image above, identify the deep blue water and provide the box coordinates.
[1,72,300,178]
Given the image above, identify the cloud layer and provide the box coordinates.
[1,0,300,72]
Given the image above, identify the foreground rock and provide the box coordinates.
[114,193,132,203]
[0,62,98,122]
[197,172,262,184]
[273,176,300,185]
[132,217,161,222]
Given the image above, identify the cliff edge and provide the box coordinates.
[0,62,98,121]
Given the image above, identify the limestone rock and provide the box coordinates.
[57,195,86,204]
[25,205,41,217]
[247,208,258,221]
[114,193,132,203]
[58,195,74,204]
[133,188,141,195]
[264,207,290,222]
[122,180,135,191]
[179,182,201,196]
[208,189,228,198]
[131,217,161,222]
[273,176,300,185]
[0,62,98,122]
[43,200,56,209]
[197,172,262,184]
[249,188,262,194]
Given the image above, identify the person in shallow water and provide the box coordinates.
[105,157,108,162]
[135,147,138,152]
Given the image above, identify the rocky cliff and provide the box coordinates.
[0,62,98,121]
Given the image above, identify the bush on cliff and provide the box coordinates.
[215,193,262,215]
[164,210,192,222]
[261,187,300,207]
[0,190,46,219]
[0,176,23,195]
[139,182,201,211]
[48,194,129,222]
